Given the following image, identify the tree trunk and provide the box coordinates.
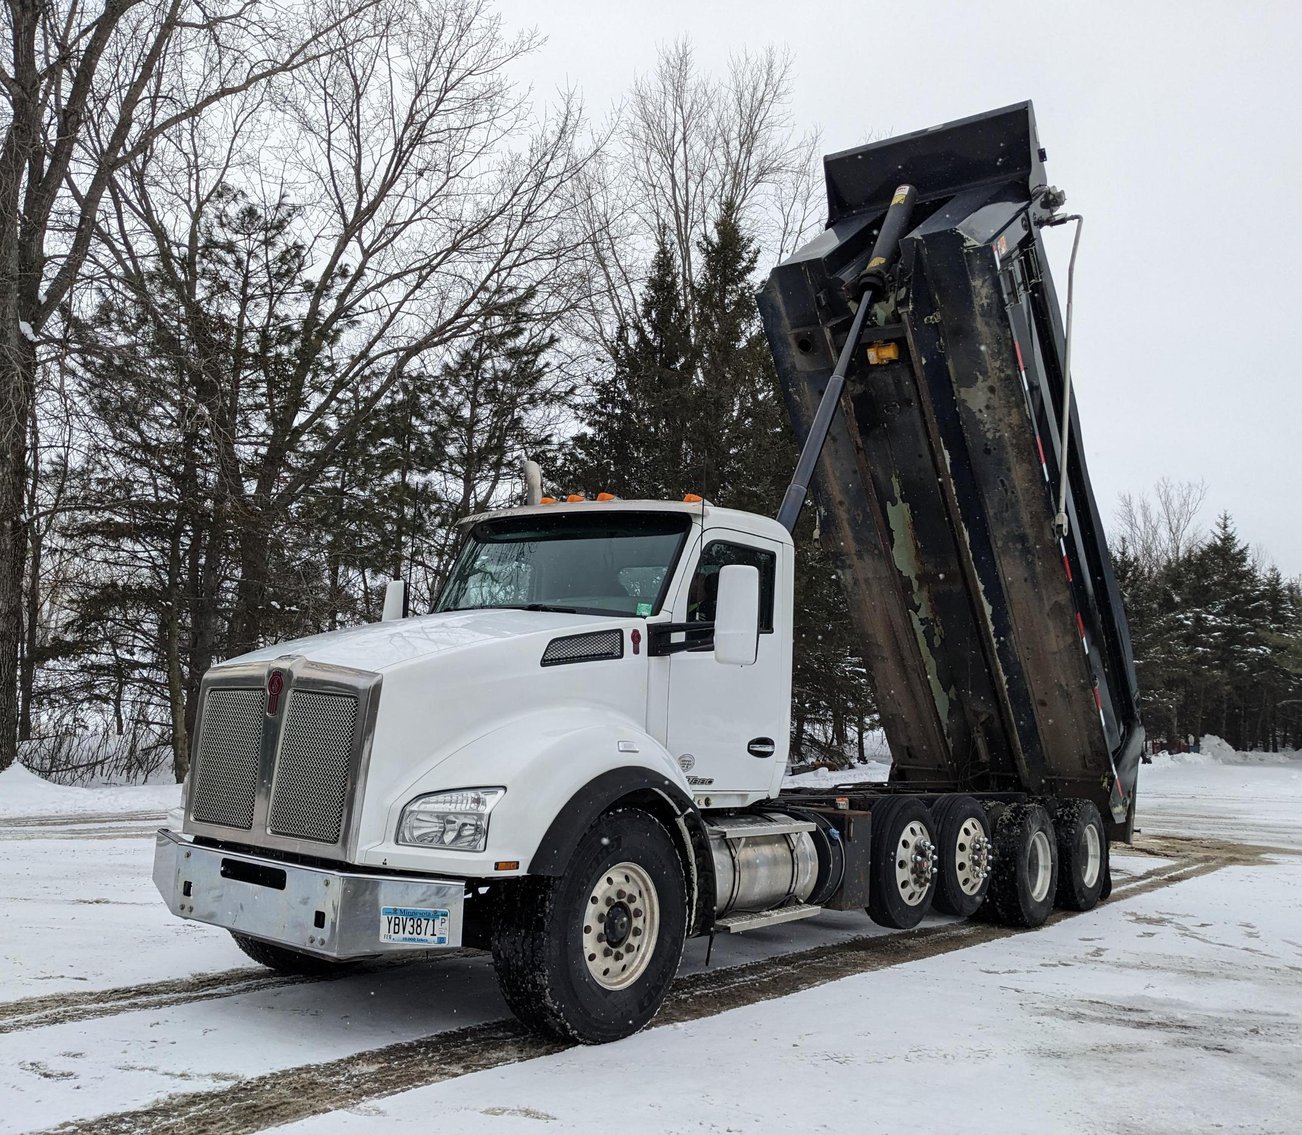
[0,333,36,771]
[20,503,40,744]
[229,507,272,657]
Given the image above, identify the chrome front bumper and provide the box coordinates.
[152,829,465,958]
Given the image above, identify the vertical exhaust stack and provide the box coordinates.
[522,459,543,507]
[381,579,407,622]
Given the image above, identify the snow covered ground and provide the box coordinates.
[1,746,1300,1134]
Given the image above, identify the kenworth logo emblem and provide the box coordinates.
[266,669,285,715]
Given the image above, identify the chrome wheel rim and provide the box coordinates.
[954,816,992,896]
[582,861,659,991]
[1027,829,1053,903]
[894,819,936,906]
[1082,823,1102,888]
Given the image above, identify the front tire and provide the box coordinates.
[491,808,687,1044]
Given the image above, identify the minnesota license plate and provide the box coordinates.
[380,906,450,945]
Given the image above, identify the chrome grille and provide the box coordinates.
[190,687,264,830]
[268,690,359,844]
[541,629,624,666]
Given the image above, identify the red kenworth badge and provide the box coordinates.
[266,669,285,715]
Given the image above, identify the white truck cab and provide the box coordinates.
[154,499,817,1043]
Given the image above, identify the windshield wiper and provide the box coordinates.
[521,603,580,613]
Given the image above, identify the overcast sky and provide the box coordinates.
[494,0,1302,575]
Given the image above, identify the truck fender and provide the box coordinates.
[529,766,716,938]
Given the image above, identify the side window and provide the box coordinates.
[686,541,775,633]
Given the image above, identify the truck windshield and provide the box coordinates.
[436,512,693,617]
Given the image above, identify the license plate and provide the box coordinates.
[380,906,449,945]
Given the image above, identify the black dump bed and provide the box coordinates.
[759,103,1143,836]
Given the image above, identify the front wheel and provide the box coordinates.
[491,808,687,1044]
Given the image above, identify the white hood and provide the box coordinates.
[224,609,620,674]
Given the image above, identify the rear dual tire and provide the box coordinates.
[984,803,1058,928]
[1053,798,1108,912]
[929,795,993,918]
[866,797,938,930]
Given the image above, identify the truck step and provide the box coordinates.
[714,903,822,934]
[708,815,816,841]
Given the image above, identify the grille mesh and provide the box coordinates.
[268,690,358,843]
[541,629,625,667]
[190,687,264,830]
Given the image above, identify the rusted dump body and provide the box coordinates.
[759,103,1143,836]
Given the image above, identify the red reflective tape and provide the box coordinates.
[1076,612,1087,639]
[1063,554,1073,582]
[1094,686,1103,710]
[1014,339,1025,372]
[1036,435,1046,466]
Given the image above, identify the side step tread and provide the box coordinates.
[714,903,822,934]
[711,818,816,840]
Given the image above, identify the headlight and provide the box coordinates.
[397,788,505,852]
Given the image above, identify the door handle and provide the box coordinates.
[747,737,776,758]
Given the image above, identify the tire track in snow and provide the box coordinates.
[0,969,323,1037]
[0,951,477,1037]
[0,853,1188,1039]
[0,811,167,842]
[26,846,1233,1135]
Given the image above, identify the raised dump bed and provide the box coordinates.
[759,102,1143,837]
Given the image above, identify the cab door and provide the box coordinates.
[662,531,791,801]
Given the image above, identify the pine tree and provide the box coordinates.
[563,235,695,500]
[564,203,876,767]
[305,294,566,615]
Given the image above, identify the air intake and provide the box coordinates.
[541,630,624,667]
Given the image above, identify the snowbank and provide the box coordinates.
[0,761,180,818]
[783,761,891,789]
[1147,734,1301,769]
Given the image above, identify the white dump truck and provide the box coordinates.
[153,103,1143,1044]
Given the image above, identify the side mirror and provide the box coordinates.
[381,579,407,622]
[713,565,760,666]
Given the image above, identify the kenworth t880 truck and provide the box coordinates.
[153,103,1143,1044]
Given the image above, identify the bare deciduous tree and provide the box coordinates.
[1116,477,1209,570]
[584,39,820,346]
[0,0,386,771]
[65,0,593,776]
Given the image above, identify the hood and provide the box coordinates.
[223,609,621,674]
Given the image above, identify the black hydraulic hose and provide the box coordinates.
[776,185,917,533]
